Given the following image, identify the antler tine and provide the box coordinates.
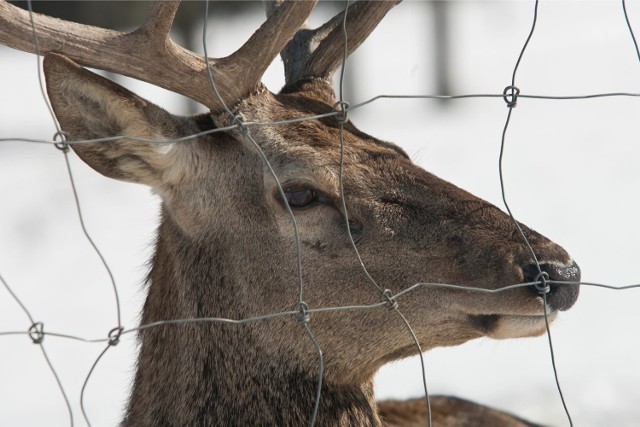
[215,0,318,111]
[0,0,317,113]
[268,0,401,86]
[136,1,181,42]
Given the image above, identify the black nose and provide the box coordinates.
[522,261,581,311]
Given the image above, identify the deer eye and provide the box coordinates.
[285,189,317,208]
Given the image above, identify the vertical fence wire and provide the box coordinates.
[622,0,640,63]
[335,2,432,425]
[25,0,124,422]
[200,2,323,425]
[25,2,123,332]
[497,1,573,424]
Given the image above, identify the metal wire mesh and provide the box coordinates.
[1,1,640,426]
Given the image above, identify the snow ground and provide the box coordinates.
[1,1,639,426]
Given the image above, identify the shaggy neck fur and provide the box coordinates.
[122,209,383,426]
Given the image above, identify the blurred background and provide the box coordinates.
[1,1,639,426]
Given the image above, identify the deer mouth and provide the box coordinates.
[468,260,580,339]
[471,311,558,340]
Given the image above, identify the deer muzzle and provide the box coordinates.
[521,261,581,312]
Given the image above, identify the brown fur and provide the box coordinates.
[43,54,577,426]
[379,397,544,427]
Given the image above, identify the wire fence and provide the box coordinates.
[1,1,640,426]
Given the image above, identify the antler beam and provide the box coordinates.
[0,0,317,112]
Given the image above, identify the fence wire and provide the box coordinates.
[1,1,640,427]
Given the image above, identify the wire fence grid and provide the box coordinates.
[1,1,640,426]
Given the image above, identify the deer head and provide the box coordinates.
[0,1,579,425]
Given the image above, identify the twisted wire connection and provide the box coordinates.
[2,1,640,426]
[0,271,74,426]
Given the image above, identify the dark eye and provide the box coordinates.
[285,189,317,208]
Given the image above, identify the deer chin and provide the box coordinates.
[471,311,557,340]
[490,312,558,339]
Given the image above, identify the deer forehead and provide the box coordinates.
[248,131,414,199]
[216,95,410,187]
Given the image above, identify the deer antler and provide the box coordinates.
[266,0,401,85]
[0,0,317,112]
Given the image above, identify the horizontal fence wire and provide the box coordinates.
[1,1,640,426]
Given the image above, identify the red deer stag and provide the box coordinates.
[0,1,580,426]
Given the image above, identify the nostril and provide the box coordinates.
[522,263,546,284]
[521,261,581,311]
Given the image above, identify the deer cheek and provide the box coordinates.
[155,187,222,238]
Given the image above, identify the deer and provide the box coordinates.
[0,1,581,426]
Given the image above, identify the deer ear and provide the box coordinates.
[44,53,185,187]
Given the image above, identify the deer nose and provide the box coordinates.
[522,261,581,312]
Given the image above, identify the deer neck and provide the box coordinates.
[123,211,383,426]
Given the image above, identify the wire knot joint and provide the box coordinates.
[534,271,551,295]
[292,301,311,324]
[53,131,70,152]
[28,321,45,344]
[232,114,251,136]
[334,101,350,125]
[382,289,399,311]
[108,326,125,346]
[503,85,521,108]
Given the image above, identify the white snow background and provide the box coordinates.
[1,1,639,426]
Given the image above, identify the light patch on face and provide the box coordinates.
[488,312,557,339]
[160,142,202,186]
